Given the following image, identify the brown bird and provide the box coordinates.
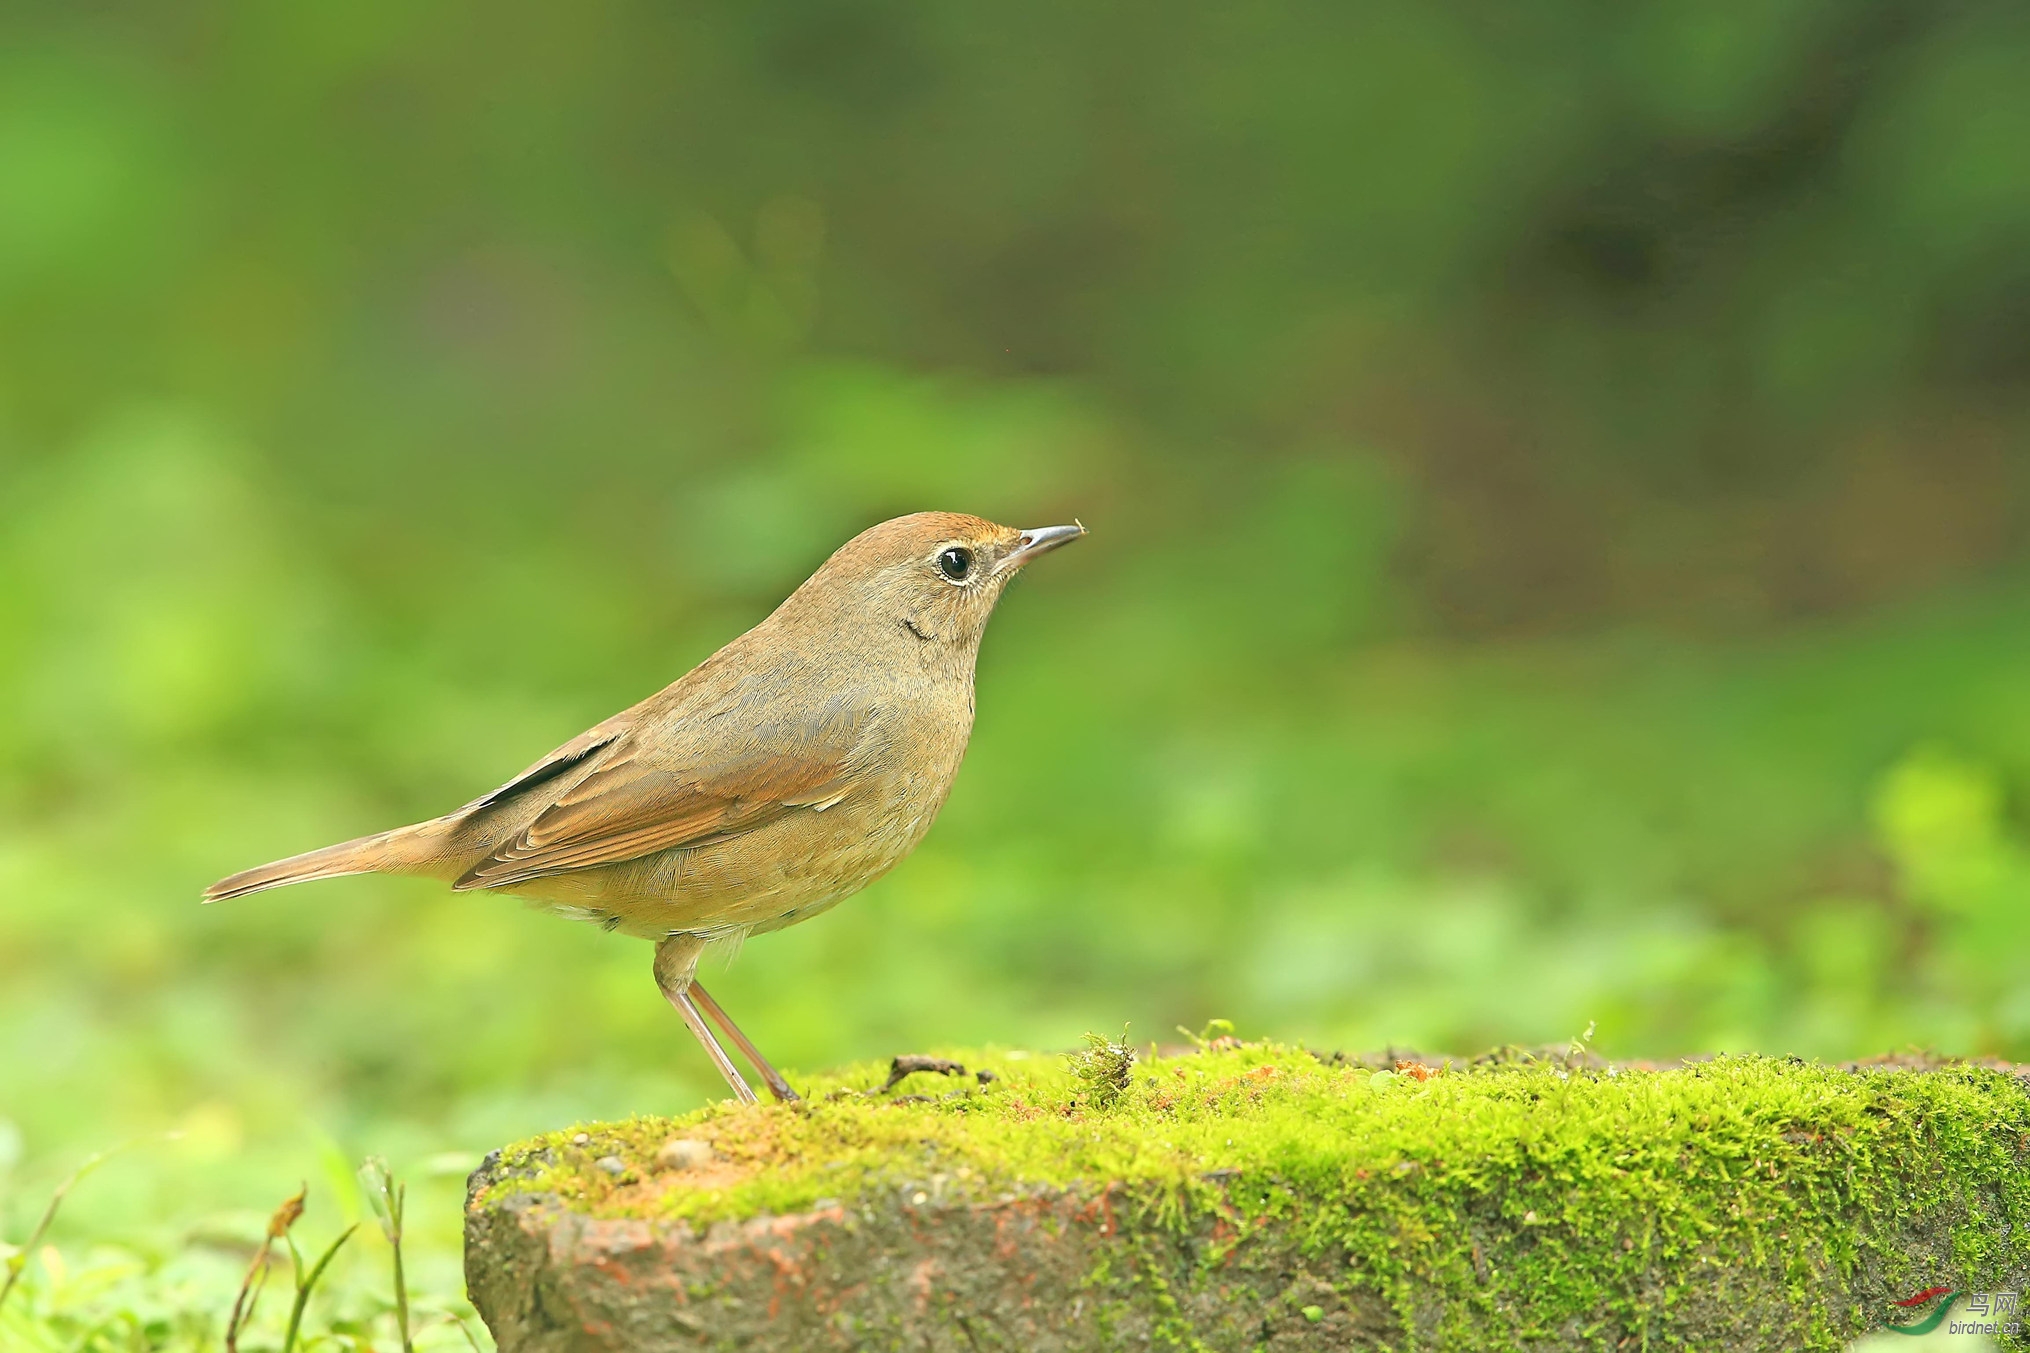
[205,512,1084,1103]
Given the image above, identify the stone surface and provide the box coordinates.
[462,1048,2030,1351]
[466,1176,1367,1352]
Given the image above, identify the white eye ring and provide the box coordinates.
[936,546,974,583]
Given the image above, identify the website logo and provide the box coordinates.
[1883,1287,1955,1337]
[1884,1287,2022,1338]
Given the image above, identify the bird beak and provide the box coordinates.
[1000,521,1086,571]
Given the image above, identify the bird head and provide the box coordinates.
[791,511,1085,652]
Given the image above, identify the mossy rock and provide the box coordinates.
[464,1042,2030,1351]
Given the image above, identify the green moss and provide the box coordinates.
[478,1044,2030,1346]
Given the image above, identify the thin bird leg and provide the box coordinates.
[653,935,757,1104]
[668,986,756,1104]
[689,981,801,1103]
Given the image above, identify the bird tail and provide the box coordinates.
[203,825,442,902]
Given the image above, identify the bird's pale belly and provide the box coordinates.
[498,776,945,941]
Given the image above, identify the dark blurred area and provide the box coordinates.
[6,0,2030,1302]
[10,2,2030,633]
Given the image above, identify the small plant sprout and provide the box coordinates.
[1068,1027,1135,1109]
[1177,1017,1237,1050]
[281,1211,359,1353]
[1567,1019,1598,1068]
[225,1185,358,1353]
[359,1155,413,1353]
[226,1186,304,1353]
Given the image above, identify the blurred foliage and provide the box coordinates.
[5,0,2030,1344]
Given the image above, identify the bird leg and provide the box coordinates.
[653,934,757,1104]
[689,981,801,1102]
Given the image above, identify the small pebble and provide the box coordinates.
[656,1138,715,1170]
[571,1132,590,1145]
[595,1155,628,1176]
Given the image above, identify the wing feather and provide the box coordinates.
[452,698,873,891]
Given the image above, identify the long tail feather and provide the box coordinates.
[203,830,408,902]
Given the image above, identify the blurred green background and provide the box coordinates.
[7,1,2030,1345]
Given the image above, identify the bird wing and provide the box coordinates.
[451,693,872,892]
[452,716,632,819]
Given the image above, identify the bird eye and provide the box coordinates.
[936,546,974,582]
